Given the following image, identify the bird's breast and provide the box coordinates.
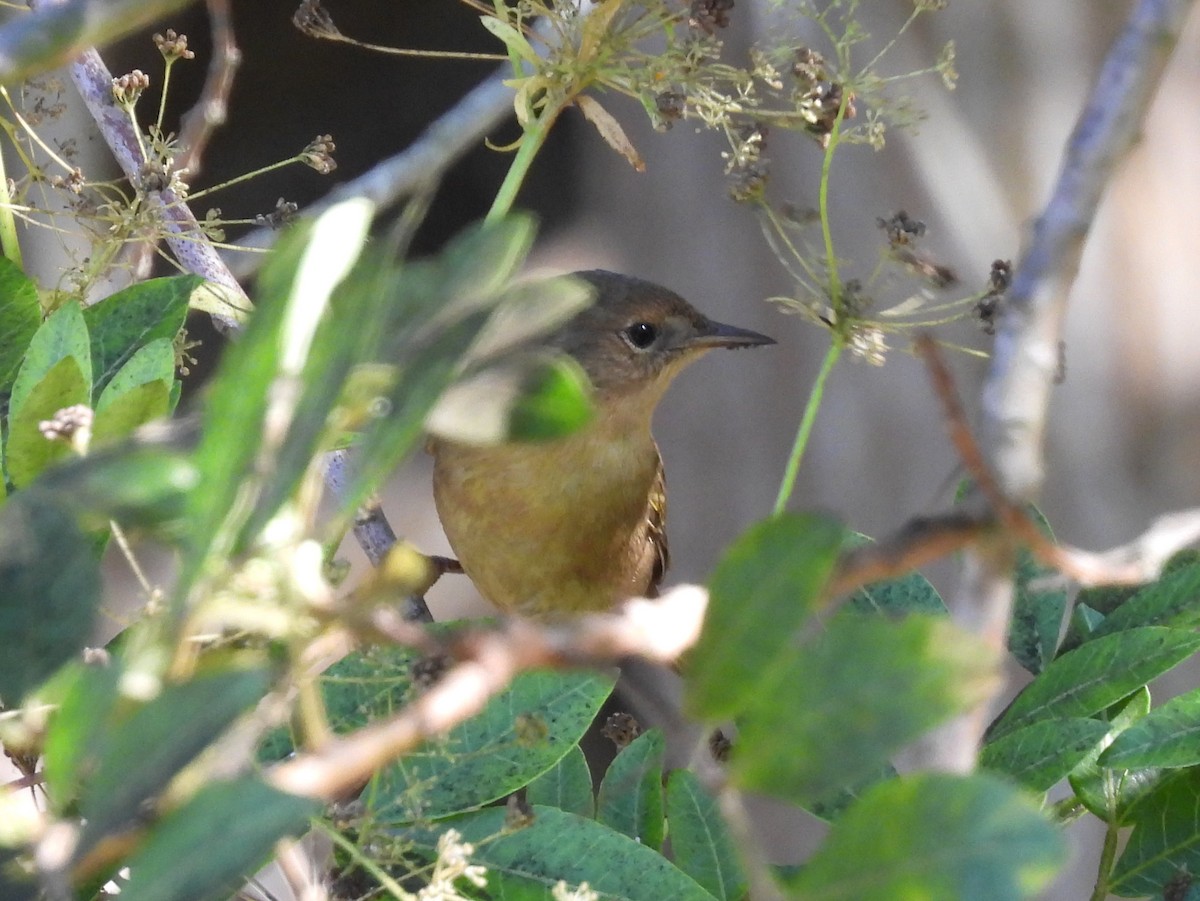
[431,425,662,617]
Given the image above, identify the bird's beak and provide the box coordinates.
[689,318,776,350]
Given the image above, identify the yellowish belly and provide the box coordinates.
[431,433,660,618]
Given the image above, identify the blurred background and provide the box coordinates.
[11,0,1200,896]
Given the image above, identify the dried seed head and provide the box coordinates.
[153,29,195,62]
[112,70,150,108]
[256,197,299,230]
[301,134,337,174]
[877,210,926,247]
[293,0,341,39]
[600,712,641,749]
[689,0,734,34]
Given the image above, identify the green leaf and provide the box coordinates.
[1100,686,1200,769]
[34,443,198,533]
[665,769,746,901]
[1110,768,1200,897]
[478,15,541,64]
[235,214,387,547]
[403,805,717,901]
[82,275,199,399]
[806,764,897,823]
[183,202,373,577]
[979,718,1110,792]
[4,354,89,486]
[77,668,271,855]
[1076,550,1199,617]
[422,214,537,324]
[989,627,1200,740]
[116,776,318,901]
[847,563,947,616]
[1007,509,1068,674]
[508,357,593,440]
[465,273,594,362]
[1067,687,1160,822]
[429,354,594,445]
[731,614,998,809]
[1059,602,1105,655]
[1091,559,1200,638]
[686,513,845,721]
[181,278,293,586]
[264,643,615,823]
[527,744,594,818]
[92,380,170,448]
[335,214,544,515]
[96,336,176,407]
[370,666,614,823]
[9,299,90,420]
[0,256,42,395]
[596,729,665,850]
[338,310,494,518]
[0,492,100,702]
[787,773,1065,901]
[42,658,122,814]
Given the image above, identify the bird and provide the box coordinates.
[430,269,774,619]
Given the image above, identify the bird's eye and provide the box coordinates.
[622,322,659,350]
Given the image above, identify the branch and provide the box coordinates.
[68,47,245,331]
[175,0,241,177]
[270,585,708,801]
[943,0,1197,773]
[227,41,524,278]
[983,0,1195,500]
[65,43,425,600]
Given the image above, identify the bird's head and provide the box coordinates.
[550,270,775,405]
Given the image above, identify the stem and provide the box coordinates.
[155,58,173,137]
[817,92,851,317]
[773,338,842,516]
[1088,815,1121,901]
[315,821,414,900]
[184,156,299,200]
[485,104,560,222]
[0,139,23,267]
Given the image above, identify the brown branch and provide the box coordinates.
[269,585,708,801]
[175,0,241,177]
[828,512,989,598]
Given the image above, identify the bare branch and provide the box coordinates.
[227,54,519,278]
[269,585,708,801]
[175,0,242,177]
[68,47,246,331]
[945,0,1197,773]
[983,0,1195,500]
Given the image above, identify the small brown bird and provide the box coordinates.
[431,270,774,618]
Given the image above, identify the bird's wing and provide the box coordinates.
[644,450,669,597]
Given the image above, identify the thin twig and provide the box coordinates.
[175,0,242,178]
[227,25,545,277]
